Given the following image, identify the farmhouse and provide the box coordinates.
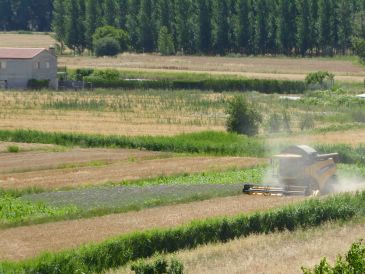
[0,47,57,89]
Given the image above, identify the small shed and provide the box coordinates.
[0,47,57,89]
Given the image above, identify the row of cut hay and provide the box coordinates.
[0,192,362,273]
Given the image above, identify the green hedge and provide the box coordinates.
[27,79,50,90]
[0,129,265,157]
[84,77,306,93]
[0,192,362,274]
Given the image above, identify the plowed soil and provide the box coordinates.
[0,147,264,190]
[0,195,302,261]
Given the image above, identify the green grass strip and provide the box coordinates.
[1,191,363,273]
[0,129,266,157]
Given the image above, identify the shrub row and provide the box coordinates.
[0,129,266,157]
[27,79,50,90]
[84,76,306,93]
[302,240,365,274]
[0,192,362,273]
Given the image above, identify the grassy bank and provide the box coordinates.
[1,191,363,273]
[0,130,266,157]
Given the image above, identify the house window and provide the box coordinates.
[0,61,6,69]
[46,62,50,69]
[35,62,41,69]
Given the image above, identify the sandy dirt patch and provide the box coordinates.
[0,195,302,261]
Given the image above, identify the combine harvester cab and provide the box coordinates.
[243,145,339,197]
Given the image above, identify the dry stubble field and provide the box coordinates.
[0,145,264,190]
[60,54,365,83]
[110,220,365,274]
[0,195,302,261]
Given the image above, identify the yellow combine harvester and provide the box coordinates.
[243,145,339,196]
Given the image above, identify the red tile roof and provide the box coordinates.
[0,48,47,59]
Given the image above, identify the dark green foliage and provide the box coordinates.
[92,25,129,52]
[83,69,307,93]
[131,256,184,274]
[27,79,50,90]
[0,192,362,273]
[94,37,121,57]
[4,0,365,57]
[352,37,365,62]
[75,68,94,81]
[305,71,335,88]
[6,145,19,153]
[302,240,365,274]
[158,27,175,55]
[226,96,262,136]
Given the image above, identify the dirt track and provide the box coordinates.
[0,195,302,261]
[0,151,264,190]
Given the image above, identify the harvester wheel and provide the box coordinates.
[306,180,320,197]
[322,175,338,195]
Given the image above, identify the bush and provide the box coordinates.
[94,37,121,57]
[158,27,175,56]
[75,68,94,81]
[27,79,50,90]
[92,69,120,81]
[6,145,19,153]
[352,37,365,62]
[305,71,335,89]
[302,240,365,274]
[226,96,262,136]
[92,25,129,52]
[131,256,184,274]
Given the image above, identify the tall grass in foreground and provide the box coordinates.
[0,192,363,274]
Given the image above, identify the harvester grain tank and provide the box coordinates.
[243,145,339,196]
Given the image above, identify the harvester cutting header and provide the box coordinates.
[243,145,339,197]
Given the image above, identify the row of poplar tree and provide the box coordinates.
[2,0,365,56]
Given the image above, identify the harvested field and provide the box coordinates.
[0,33,56,48]
[0,195,302,261]
[269,128,365,146]
[0,91,226,136]
[60,54,365,82]
[0,147,264,189]
[0,141,57,153]
[0,147,165,174]
[137,220,365,274]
